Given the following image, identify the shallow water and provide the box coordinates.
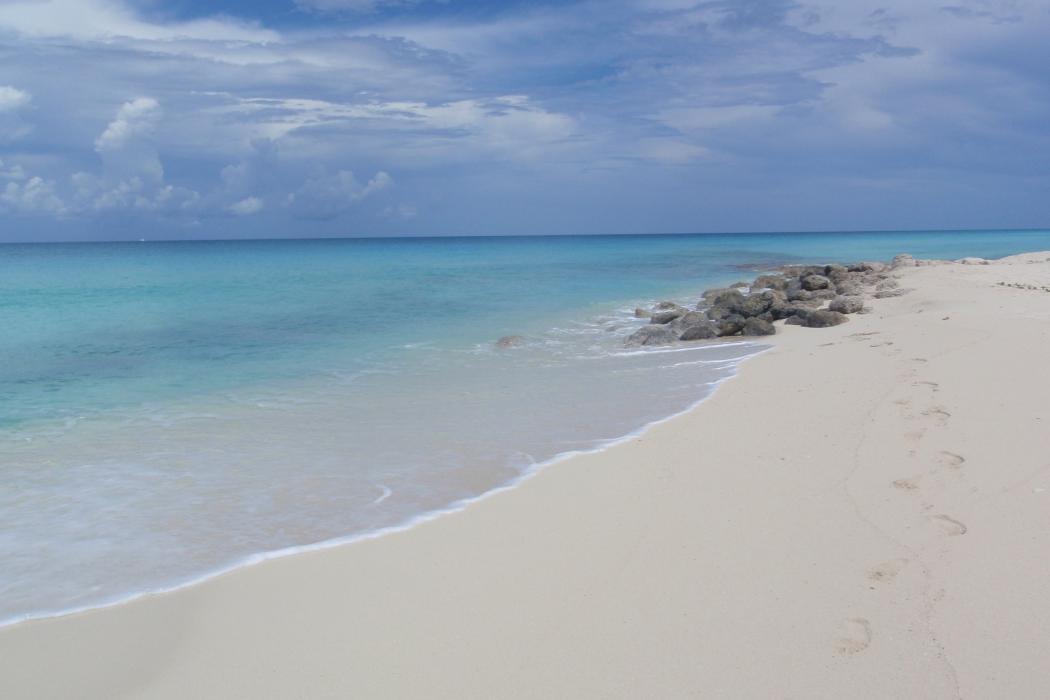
[2,229,1048,624]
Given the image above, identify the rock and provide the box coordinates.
[715,313,747,337]
[824,264,850,285]
[736,291,778,317]
[705,305,733,322]
[847,261,886,273]
[801,274,831,291]
[891,253,916,269]
[496,335,526,349]
[785,279,808,301]
[769,300,815,321]
[679,321,719,341]
[957,257,988,265]
[650,308,686,324]
[669,311,706,333]
[810,289,837,301]
[875,278,899,291]
[784,315,805,326]
[829,296,864,314]
[801,310,849,328]
[633,307,651,319]
[741,317,776,336]
[701,287,735,303]
[707,289,746,309]
[834,280,864,296]
[751,274,787,291]
[625,325,678,347]
[875,288,910,298]
[729,281,749,289]
[654,301,678,310]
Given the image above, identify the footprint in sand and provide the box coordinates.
[938,451,966,470]
[866,558,909,583]
[835,618,872,655]
[893,476,922,491]
[931,514,968,536]
[922,407,951,426]
[914,380,940,391]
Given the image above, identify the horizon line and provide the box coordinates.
[1,226,1048,246]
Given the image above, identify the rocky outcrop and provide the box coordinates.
[623,251,946,347]
[802,309,849,327]
[829,296,864,314]
[891,253,916,269]
[650,308,687,324]
[741,317,775,336]
[678,321,719,341]
[625,325,678,346]
[801,274,831,291]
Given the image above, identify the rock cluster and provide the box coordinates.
[625,256,908,347]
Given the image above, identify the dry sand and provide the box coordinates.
[2,253,1050,699]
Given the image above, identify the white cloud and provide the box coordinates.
[286,170,392,219]
[295,0,425,13]
[95,97,164,183]
[229,196,263,216]
[1,176,65,215]
[0,86,30,112]
[0,158,26,180]
[0,0,277,43]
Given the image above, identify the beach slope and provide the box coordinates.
[2,253,1050,699]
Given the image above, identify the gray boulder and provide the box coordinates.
[891,253,916,269]
[679,321,719,341]
[701,287,735,303]
[496,335,526,349]
[751,274,788,291]
[829,296,864,314]
[848,261,888,273]
[633,307,651,319]
[801,310,849,328]
[875,278,899,291]
[801,274,831,291]
[741,317,776,336]
[736,291,778,317]
[769,299,817,321]
[654,300,679,310]
[650,308,686,324]
[706,289,746,309]
[625,325,678,347]
[715,313,747,337]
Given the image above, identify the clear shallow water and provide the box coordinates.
[2,229,1048,624]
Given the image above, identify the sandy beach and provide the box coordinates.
[3,252,1049,699]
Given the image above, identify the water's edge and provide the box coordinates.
[0,342,772,630]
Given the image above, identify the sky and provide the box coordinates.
[0,0,1047,241]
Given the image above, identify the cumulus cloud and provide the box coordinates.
[0,0,1048,237]
[95,97,164,184]
[0,85,31,142]
[0,86,30,112]
[229,196,263,216]
[286,170,392,219]
[1,176,65,215]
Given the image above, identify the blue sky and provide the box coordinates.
[0,0,1047,241]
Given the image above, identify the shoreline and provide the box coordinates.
[4,251,1050,698]
[0,342,769,630]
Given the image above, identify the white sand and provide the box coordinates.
[3,253,1050,699]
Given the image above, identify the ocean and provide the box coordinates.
[2,229,1048,625]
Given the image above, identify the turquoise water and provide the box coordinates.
[1,229,1048,624]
